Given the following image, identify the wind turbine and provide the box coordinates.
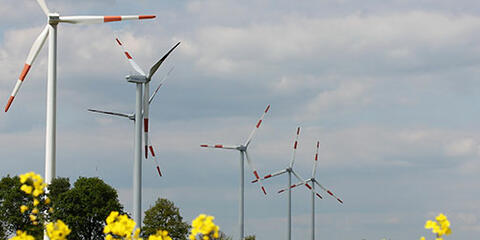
[200,105,270,240]
[88,66,174,176]
[89,36,179,226]
[251,127,318,240]
[3,0,156,186]
[277,141,343,240]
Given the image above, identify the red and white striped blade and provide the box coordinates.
[277,180,305,193]
[5,25,49,112]
[289,127,301,168]
[244,105,271,147]
[148,145,162,177]
[58,15,156,24]
[244,151,267,195]
[314,180,343,204]
[277,179,324,199]
[36,0,50,15]
[312,141,320,178]
[148,67,175,104]
[251,169,288,183]
[200,144,238,150]
[114,36,146,76]
[143,81,150,158]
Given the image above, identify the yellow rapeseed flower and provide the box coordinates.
[46,220,72,240]
[104,211,140,240]
[9,230,35,240]
[422,213,451,240]
[19,172,46,197]
[189,214,220,240]
[32,208,39,214]
[20,205,28,213]
[148,230,172,240]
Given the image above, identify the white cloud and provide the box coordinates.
[445,138,477,157]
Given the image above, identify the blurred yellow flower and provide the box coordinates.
[422,213,451,240]
[46,220,72,240]
[20,205,28,213]
[104,211,140,240]
[189,214,220,240]
[148,230,172,240]
[9,230,35,240]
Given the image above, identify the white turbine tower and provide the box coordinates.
[251,127,321,240]
[277,141,343,240]
[200,105,270,240]
[3,0,156,186]
[89,36,179,226]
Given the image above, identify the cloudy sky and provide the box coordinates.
[2,0,480,239]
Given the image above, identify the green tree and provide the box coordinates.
[0,175,45,239]
[142,198,190,240]
[245,235,255,240]
[50,177,123,240]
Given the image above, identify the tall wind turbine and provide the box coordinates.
[200,105,270,240]
[277,141,343,240]
[89,36,179,226]
[251,127,318,240]
[3,0,156,186]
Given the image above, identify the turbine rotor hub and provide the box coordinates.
[48,13,60,24]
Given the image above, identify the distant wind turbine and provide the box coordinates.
[201,105,270,240]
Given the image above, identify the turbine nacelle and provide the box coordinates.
[48,13,60,24]
[237,145,247,151]
[126,74,147,83]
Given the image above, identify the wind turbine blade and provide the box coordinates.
[278,179,324,199]
[148,42,181,79]
[312,141,320,178]
[244,105,271,147]
[200,144,238,150]
[148,145,163,177]
[88,109,131,119]
[5,25,49,112]
[148,67,174,104]
[244,151,267,195]
[36,0,50,15]
[277,180,305,192]
[143,81,150,158]
[314,180,343,204]
[251,169,288,183]
[58,15,156,24]
[277,179,322,199]
[114,36,146,76]
[289,127,301,168]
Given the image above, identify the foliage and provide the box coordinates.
[50,177,124,240]
[420,213,451,240]
[142,198,189,240]
[189,214,219,240]
[244,236,255,240]
[0,175,47,239]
